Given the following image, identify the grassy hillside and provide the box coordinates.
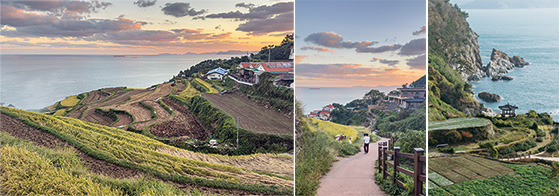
[0,106,293,195]
[295,101,378,195]
[428,54,481,120]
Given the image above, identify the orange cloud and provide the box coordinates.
[295,55,307,64]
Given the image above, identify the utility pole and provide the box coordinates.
[268,48,271,62]
[237,116,239,149]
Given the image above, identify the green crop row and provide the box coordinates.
[430,164,558,196]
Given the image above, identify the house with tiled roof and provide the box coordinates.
[319,110,331,121]
[323,104,334,112]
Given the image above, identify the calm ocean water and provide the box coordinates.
[466,8,559,120]
[295,86,397,114]
[0,54,231,110]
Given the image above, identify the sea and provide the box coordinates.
[0,54,233,110]
[465,8,559,120]
[295,86,397,114]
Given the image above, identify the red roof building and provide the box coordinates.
[238,62,294,74]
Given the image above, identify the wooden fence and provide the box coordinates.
[499,151,531,161]
[377,139,426,196]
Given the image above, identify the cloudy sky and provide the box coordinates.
[295,0,426,87]
[0,0,293,54]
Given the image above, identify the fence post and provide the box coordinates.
[393,147,400,185]
[378,142,382,173]
[382,146,388,180]
[413,148,424,196]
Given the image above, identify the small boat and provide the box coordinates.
[309,87,320,90]
[113,55,125,57]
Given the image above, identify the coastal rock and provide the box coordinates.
[485,48,529,78]
[491,75,514,81]
[481,107,498,117]
[478,92,501,102]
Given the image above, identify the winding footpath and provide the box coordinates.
[317,137,389,196]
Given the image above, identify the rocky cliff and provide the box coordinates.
[428,0,484,120]
[428,0,485,81]
[485,48,529,78]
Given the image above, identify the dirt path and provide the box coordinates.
[317,138,389,196]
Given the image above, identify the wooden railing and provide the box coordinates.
[377,140,426,196]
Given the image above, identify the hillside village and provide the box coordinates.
[307,78,426,122]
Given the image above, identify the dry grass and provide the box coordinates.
[195,78,219,94]
[60,95,80,107]
[308,118,359,142]
[0,146,120,195]
[177,80,200,98]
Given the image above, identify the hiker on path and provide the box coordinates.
[363,133,370,153]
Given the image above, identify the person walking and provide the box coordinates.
[363,133,370,153]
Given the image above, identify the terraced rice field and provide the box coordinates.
[0,107,293,194]
[53,79,209,141]
[60,95,80,107]
[177,80,200,98]
[428,155,514,187]
[194,78,219,94]
[149,98,208,139]
[428,117,491,131]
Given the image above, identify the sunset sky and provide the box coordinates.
[295,0,426,87]
[0,0,293,55]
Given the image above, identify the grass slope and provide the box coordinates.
[0,132,192,195]
[0,107,292,195]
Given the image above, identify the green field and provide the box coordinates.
[428,155,513,184]
[430,163,558,195]
[428,172,453,189]
[429,117,491,131]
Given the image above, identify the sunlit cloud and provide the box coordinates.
[296,63,424,87]
[412,25,426,35]
[300,46,334,53]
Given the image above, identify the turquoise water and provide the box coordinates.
[0,54,231,110]
[295,86,396,114]
[466,8,559,120]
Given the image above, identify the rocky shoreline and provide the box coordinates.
[484,48,529,81]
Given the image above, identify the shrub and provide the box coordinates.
[440,146,454,153]
[445,130,462,143]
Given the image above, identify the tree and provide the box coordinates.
[363,89,385,105]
